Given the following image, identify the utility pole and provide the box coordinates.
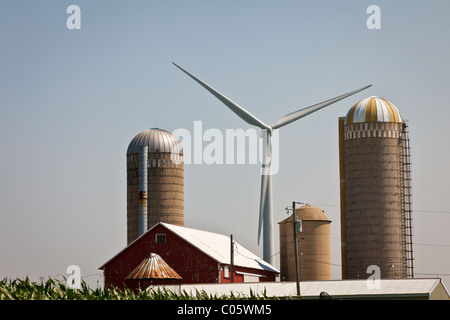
[293,201,300,297]
[230,234,234,283]
[300,252,304,282]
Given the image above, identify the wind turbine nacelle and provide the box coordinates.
[258,126,273,137]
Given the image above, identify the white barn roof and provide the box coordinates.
[159,223,279,273]
[99,222,279,273]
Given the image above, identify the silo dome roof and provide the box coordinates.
[127,128,183,155]
[345,96,403,125]
[295,204,330,222]
[278,204,330,223]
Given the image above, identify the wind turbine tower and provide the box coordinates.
[173,63,371,265]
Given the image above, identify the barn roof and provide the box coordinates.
[159,223,279,273]
[99,222,279,274]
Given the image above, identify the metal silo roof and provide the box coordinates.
[345,96,403,125]
[127,128,183,155]
[278,204,331,223]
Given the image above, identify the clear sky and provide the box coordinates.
[1,0,450,290]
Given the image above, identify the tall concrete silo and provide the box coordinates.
[279,204,331,281]
[339,96,414,280]
[126,128,184,245]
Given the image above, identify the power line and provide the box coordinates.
[81,272,103,279]
[234,245,279,262]
[309,203,450,249]
[414,243,450,248]
[329,236,450,249]
[309,203,450,215]
[415,273,450,277]
[414,210,450,214]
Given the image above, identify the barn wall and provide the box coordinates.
[219,264,277,283]
[103,224,219,289]
[102,223,278,289]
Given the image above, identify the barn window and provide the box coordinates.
[223,265,230,278]
[156,234,166,243]
[236,271,266,283]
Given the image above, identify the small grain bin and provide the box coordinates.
[279,204,331,281]
[125,253,182,292]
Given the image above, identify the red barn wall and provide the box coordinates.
[103,224,219,289]
[102,224,278,290]
[219,265,277,283]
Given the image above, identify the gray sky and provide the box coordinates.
[1,0,449,290]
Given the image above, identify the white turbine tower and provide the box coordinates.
[173,62,371,265]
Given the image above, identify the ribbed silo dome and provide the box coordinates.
[127,128,183,155]
[345,96,403,125]
[295,204,331,222]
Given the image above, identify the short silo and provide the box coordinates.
[126,128,184,245]
[339,96,414,279]
[278,204,331,281]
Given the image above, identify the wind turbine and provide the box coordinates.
[173,62,371,265]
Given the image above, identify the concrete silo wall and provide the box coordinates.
[342,121,407,279]
[127,152,184,245]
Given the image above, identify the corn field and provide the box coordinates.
[0,277,287,300]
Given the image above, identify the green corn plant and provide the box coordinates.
[0,276,296,300]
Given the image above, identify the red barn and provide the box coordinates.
[99,222,279,290]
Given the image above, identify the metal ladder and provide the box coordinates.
[402,122,415,278]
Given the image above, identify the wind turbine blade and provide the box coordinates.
[257,130,271,244]
[257,132,274,267]
[260,168,274,263]
[173,62,270,130]
[258,171,269,245]
[271,85,372,129]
